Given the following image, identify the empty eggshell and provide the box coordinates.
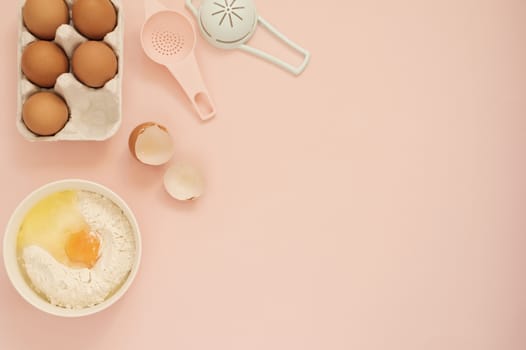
[164,163,205,201]
[129,122,175,166]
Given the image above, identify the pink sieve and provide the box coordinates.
[141,1,215,120]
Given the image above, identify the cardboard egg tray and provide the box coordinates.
[17,0,123,142]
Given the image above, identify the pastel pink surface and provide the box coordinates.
[1,0,526,349]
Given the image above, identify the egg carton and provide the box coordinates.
[17,0,123,142]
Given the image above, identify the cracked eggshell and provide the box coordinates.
[164,163,205,201]
[17,0,124,142]
[129,123,175,166]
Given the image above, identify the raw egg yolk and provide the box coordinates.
[65,231,101,269]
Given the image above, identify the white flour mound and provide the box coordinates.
[22,191,136,309]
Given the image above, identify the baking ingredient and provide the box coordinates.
[17,191,90,267]
[18,0,124,142]
[22,92,69,136]
[129,122,174,166]
[22,41,69,88]
[72,41,118,88]
[72,0,117,40]
[164,162,205,201]
[18,191,136,309]
[23,0,69,40]
[65,231,101,269]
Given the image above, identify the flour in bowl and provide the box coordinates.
[20,191,136,309]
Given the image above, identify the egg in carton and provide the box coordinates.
[17,0,123,141]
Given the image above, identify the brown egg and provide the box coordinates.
[72,41,118,88]
[22,41,69,88]
[23,0,69,40]
[22,92,69,136]
[72,0,117,40]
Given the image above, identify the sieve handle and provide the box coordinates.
[166,56,216,121]
[239,16,311,76]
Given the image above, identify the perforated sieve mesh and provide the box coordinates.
[151,31,186,56]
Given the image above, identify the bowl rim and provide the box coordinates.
[3,179,142,318]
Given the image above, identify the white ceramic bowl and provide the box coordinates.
[3,179,142,317]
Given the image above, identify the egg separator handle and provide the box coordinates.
[166,57,216,121]
[239,16,311,76]
[186,0,198,17]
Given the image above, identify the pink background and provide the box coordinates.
[1,0,526,349]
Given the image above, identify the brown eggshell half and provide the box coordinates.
[129,122,174,166]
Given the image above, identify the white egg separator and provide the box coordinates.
[186,0,310,75]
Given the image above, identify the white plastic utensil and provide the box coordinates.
[142,0,216,120]
[186,0,310,76]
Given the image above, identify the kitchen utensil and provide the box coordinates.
[141,0,215,121]
[186,0,310,75]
